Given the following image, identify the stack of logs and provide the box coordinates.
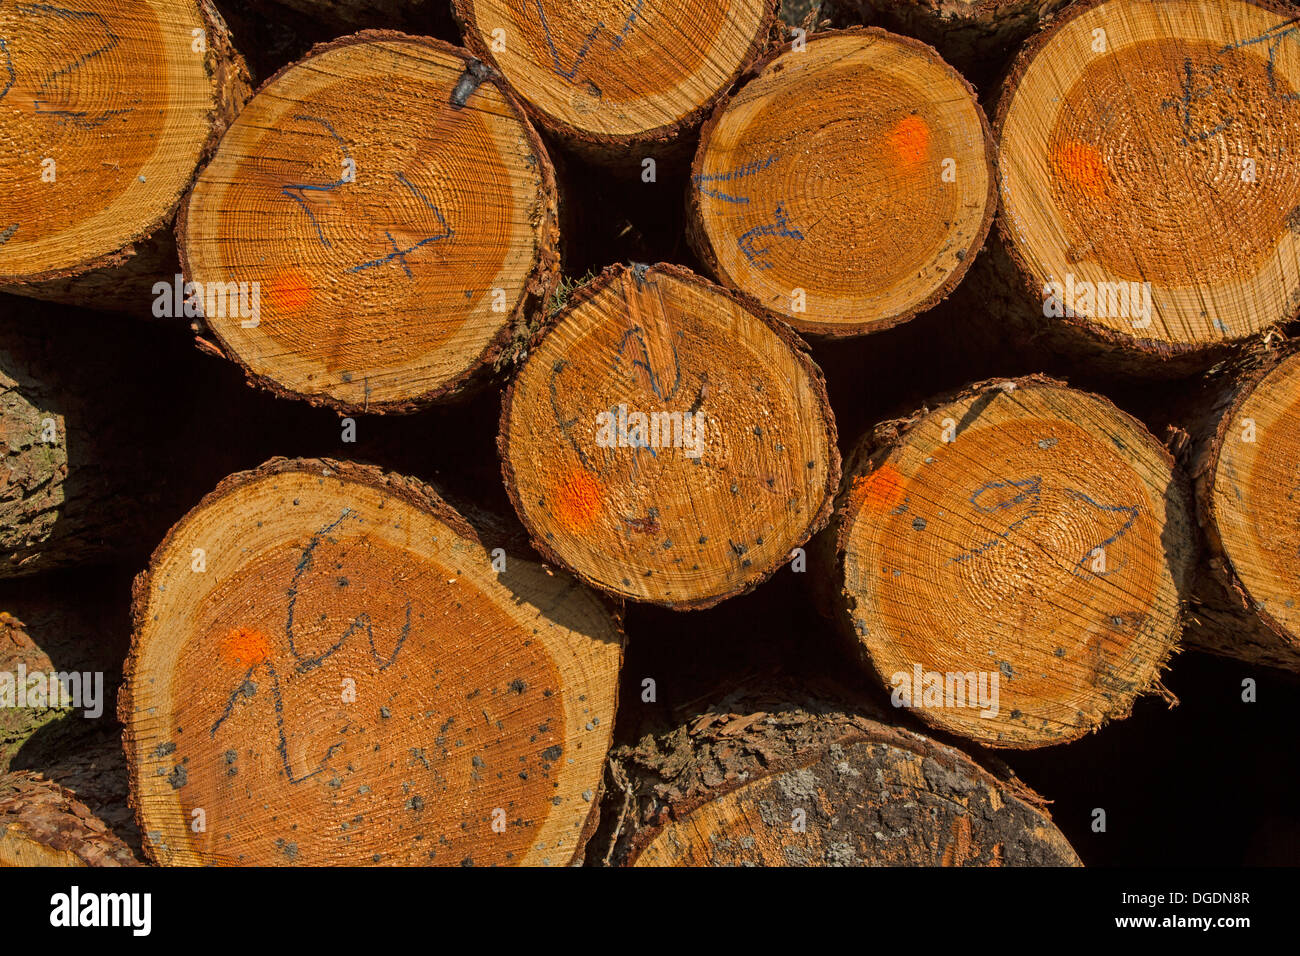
[1,0,1298,867]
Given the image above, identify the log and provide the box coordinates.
[0,772,140,866]
[823,0,1071,87]
[0,302,197,577]
[597,682,1081,866]
[992,0,1300,372]
[0,0,250,308]
[177,32,560,413]
[688,27,995,337]
[451,0,779,164]
[498,262,840,609]
[121,457,624,866]
[816,375,1195,748]
[1172,345,1300,671]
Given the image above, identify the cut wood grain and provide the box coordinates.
[452,0,778,162]
[178,32,559,413]
[499,262,839,609]
[121,458,623,866]
[0,0,250,308]
[993,0,1300,366]
[1174,345,1300,671]
[817,376,1195,748]
[599,683,1080,866]
[689,28,995,337]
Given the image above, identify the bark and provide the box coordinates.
[0,772,142,867]
[596,679,1081,865]
[824,0,1071,89]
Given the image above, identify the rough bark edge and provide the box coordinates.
[175,30,561,415]
[598,679,1079,866]
[815,374,1194,748]
[1166,338,1300,670]
[451,0,782,164]
[0,771,143,867]
[822,0,1073,81]
[119,456,625,866]
[989,0,1300,367]
[687,25,998,340]
[497,261,842,611]
[0,0,252,300]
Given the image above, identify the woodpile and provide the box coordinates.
[1,0,1297,870]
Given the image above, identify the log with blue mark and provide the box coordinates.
[1,4,130,128]
[948,476,1138,575]
[208,509,414,785]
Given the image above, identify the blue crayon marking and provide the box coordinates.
[350,171,453,276]
[280,115,353,248]
[16,4,127,127]
[693,154,778,203]
[534,0,643,82]
[738,202,804,269]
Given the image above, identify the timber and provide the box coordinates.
[816,376,1195,748]
[689,27,995,337]
[598,682,1081,866]
[499,262,840,609]
[0,0,250,309]
[121,458,623,866]
[991,0,1300,372]
[178,31,560,413]
[452,0,779,163]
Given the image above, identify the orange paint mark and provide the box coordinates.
[849,463,906,514]
[268,269,313,312]
[553,468,604,533]
[1052,140,1107,197]
[221,627,271,667]
[889,115,930,167]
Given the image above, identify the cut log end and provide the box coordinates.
[690,28,995,337]
[121,458,622,866]
[606,689,1081,866]
[0,0,248,293]
[996,0,1300,353]
[830,378,1193,748]
[452,0,777,154]
[179,33,559,413]
[0,772,141,867]
[1201,348,1300,663]
[499,263,839,609]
